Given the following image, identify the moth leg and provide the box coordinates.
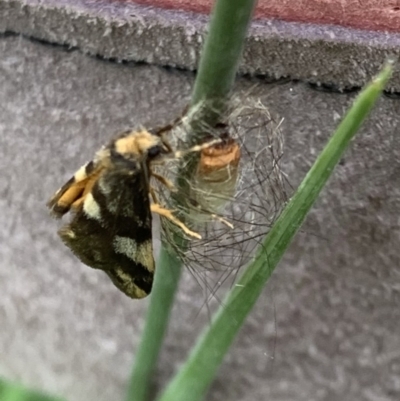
[151,105,188,137]
[160,137,173,153]
[151,106,190,152]
[209,213,234,229]
[188,199,234,229]
[149,187,158,203]
[173,138,223,159]
[71,196,85,211]
[70,174,101,211]
[48,166,103,217]
[151,172,177,192]
[150,203,201,240]
[53,183,86,213]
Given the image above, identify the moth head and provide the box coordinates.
[110,129,170,169]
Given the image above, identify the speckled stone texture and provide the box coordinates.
[1,34,400,401]
[1,0,400,92]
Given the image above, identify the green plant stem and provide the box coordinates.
[156,62,393,401]
[0,386,24,401]
[125,248,183,401]
[0,378,66,401]
[190,0,258,128]
[126,1,257,401]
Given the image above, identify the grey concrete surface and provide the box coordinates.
[1,34,400,401]
[1,0,400,92]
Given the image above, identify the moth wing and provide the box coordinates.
[47,151,107,218]
[57,165,155,299]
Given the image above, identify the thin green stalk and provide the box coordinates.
[125,248,183,401]
[0,378,66,401]
[190,0,258,129]
[0,386,24,401]
[126,1,257,401]
[156,62,393,401]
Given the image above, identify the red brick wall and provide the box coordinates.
[122,0,400,33]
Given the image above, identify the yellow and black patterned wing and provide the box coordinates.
[47,155,106,218]
[56,161,155,299]
[47,129,163,299]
